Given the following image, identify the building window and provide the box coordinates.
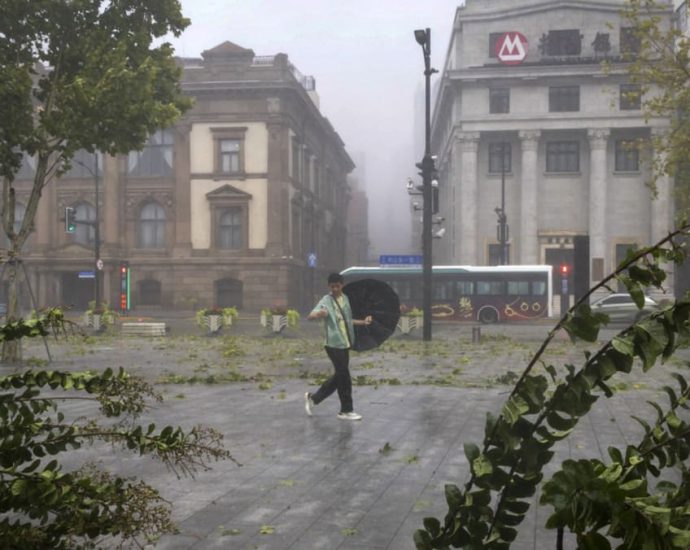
[212,127,246,177]
[72,202,95,246]
[63,150,101,179]
[591,32,611,56]
[544,29,582,56]
[127,129,174,177]
[549,86,580,112]
[2,202,26,248]
[291,138,303,182]
[620,84,641,110]
[218,208,243,250]
[489,143,511,173]
[215,278,243,308]
[219,139,240,174]
[138,202,166,249]
[489,32,510,58]
[488,244,510,266]
[546,141,580,173]
[615,140,640,172]
[139,279,161,306]
[620,27,641,55]
[489,88,510,114]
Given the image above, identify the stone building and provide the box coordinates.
[9,41,355,312]
[430,0,675,298]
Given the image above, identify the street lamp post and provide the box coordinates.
[93,153,101,310]
[414,28,437,342]
[73,153,101,310]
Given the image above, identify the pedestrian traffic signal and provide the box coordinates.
[65,206,76,233]
[119,261,130,312]
[560,264,569,276]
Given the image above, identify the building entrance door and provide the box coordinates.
[545,247,574,314]
[61,272,94,310]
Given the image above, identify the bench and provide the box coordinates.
[121,322,167,337]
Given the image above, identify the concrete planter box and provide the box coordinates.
[398,315,421,335]
[271,314,287,333]
[207,314,222,334]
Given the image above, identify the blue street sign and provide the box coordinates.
[379,255,423,266]
[307,252,317,268]
[78,271,95,279]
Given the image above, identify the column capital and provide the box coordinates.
[519,130,541,151]
[587,128,610,150]
[455,131,480,152]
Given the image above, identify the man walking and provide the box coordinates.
[305,272,372,420]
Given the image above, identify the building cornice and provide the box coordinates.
[457,0,671,22]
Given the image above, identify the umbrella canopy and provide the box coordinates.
[343,278,400,352]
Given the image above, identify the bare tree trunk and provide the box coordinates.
[1,258,21,362]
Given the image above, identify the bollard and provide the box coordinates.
[472,325,481,343]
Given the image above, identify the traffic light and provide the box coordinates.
[560,263,570,277]
[119,261,130,312]
[65,207,76,233]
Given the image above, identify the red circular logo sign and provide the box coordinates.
[496,32,528,65]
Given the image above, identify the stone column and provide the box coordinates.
[587,129,610,282]
[266,119,290,257]
[650,129,673,243]
[650,128,674,296]
[455,131,480,264]
[519,130,541,264]
[172,122,192,255]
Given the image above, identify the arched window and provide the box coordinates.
[127,129,173,177]
[218,208,242,250]
[138,202,165,249]
[139,279,161,306]
[62,150,102,179]
[73,202,95,246]
[215,278,243,309]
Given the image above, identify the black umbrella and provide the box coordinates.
[343,279,400,352]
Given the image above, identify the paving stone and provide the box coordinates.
[21,320,690,549]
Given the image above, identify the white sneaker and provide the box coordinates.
[337,412,362,421]
[304,392,314,416]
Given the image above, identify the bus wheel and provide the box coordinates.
[478,307,499,324]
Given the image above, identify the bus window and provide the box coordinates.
[477,281,504,295]
[433,281,453,300]
[507,281,529,295]
[389,280,413,301]
[532,281,547,296]
[456,281,474,296]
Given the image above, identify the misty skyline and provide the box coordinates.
[166,0,463,262]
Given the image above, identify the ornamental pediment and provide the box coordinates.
[206,184,252,200]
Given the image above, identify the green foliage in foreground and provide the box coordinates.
[0,312,233,548]
[414,225,690,549]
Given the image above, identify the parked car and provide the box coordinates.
[590,293,660,323]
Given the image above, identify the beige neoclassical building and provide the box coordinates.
[8,41,355,312]
[430,0,675,297]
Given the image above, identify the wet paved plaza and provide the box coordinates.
[18,317,690,549]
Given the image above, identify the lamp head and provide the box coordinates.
[414,29,428,46]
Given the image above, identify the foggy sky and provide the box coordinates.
[166,0,462,262]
